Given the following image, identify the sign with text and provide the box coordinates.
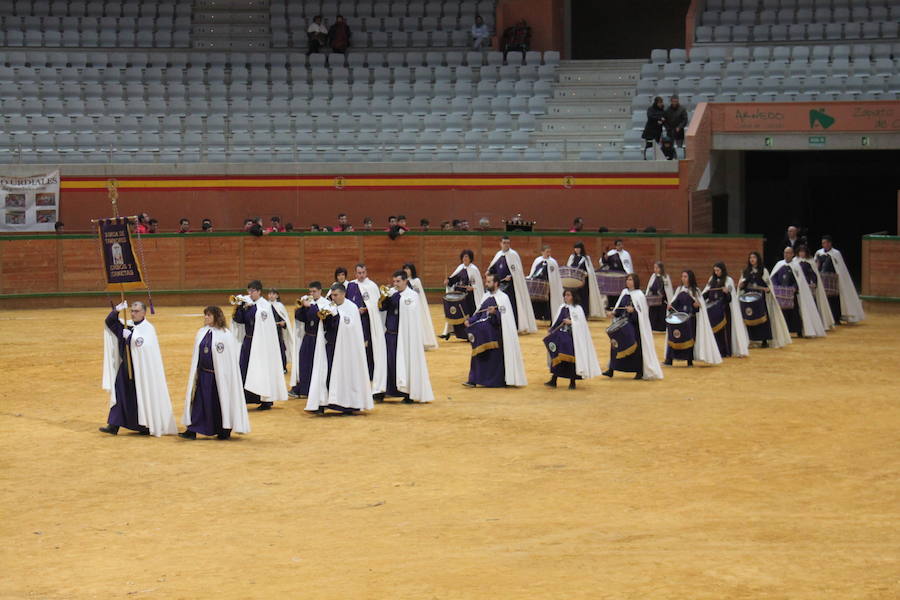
[0,170,60,232]
[96,217,147,291]
[717,102,900,133]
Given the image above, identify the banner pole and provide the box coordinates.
[107,179,133,379]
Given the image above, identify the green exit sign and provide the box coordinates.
[809,136,827,146]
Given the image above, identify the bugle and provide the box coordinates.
[317,301,337,320]
[229,294,250,306]
[296,295,312,307]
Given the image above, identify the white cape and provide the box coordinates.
[102,317,177,437]
[702,276,750,357]
[646,273,675,304]
[606,248,634,273]
[612,290,664,379]
[348,277,388,393]
[238,297,289,403]
[182,326,251,434]
[442,263,484,335]
[290,296,330,387]
[271,300,296,369]
[489,249,537,333]
[800,257,835,330]
[394,287,435,402]
[409,277,438,350]
[551,302,603,379]
[484,290,528,386]
[671,285,722,365]
[738,268,792,348]
[815,247,865,323]
[772,260,826,338]
[567,254,607,318]
[530,256,564,313]
[306,300,374,411]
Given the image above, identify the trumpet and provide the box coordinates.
[317,301,337,320]
[296,295,312,307]
[379,284,394,298]
[229,294,251,306]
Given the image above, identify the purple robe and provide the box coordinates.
[290,304,320,397]
[704,276,732,357]
[740,269,773,341]
[529,259,551,321]
[467,297,506,387]
[665,290,698,363]
[345,281,375,379]
[608,296,644,374]
[772,266,802,335]
[232,303,260,403]
[272,304,288,371]
[380,291,404,397]
[321,309,341,388]
[104,310,149,433]
[647,276,668,332]
[568,254,593,312]
[187,330,228,436]
[599,252,625,306]
[544,306,579,379]
[447,267,477,340]
[487,256,518,327]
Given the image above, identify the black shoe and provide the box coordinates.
[568,380,576,389]
[634,373,643,380]
[288,391,299,399]
[217,431,231,440]
[402,396,414,404]
[98,424,119,435]
[602,370,613,378]
[438,333,451,340]
[179,430,196,440]
[138,427,151,435]
[544,379,556,388]
[462,381,475,388]
[373,393,386,401]
[687,359,693,367]
[257,402,273,411]
[761,340,769,348]
[663,359,672,366]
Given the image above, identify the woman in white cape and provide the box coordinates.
[701,262,750,358]
[543,288,602,389]
[605,274,664,379]
[567,241,606,318]
[664,270,722,366]
[645,261,675,332]
[403,262,438,350]
[797,245,835,330]
[441,250,484,340]
[180,306,250,439]
[738,251,792,349]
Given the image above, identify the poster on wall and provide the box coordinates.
[0,170,60,232]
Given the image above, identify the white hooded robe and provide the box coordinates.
[489,248,538,334]
[612,289,664,379]
[182,326,251,434]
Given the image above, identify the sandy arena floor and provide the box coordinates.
[1,303,899,599]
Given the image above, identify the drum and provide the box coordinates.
[543,326,575,366]
[772,285,796,310]
[706,299,728,333]
[442,291,468,324]
[819,272,839,297]
[558,265,587,289]
[526,278,550,301]
[665,311,694,349]
[606,317,638,359]
[646,293,664,307]
[596,271,628,296]
[739,291,767,326]
[467,316,500,356]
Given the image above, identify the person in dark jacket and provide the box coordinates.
[328,15,352,54]
[641,96,666,155]
[663,95,688,148]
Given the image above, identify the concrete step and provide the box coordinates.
[193,10,270,24]
[546,102,632,118]
[558,71,639,85]
[193,24,271,36]
[559,59,645,70]
[540,119,630,134]
[553,85,635,100]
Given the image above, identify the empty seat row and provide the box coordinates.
[0,29,191,48]
[701,6,899,26]
[0,0,191,18]
[706,0,896,10]
[650,43,900,64]
[271,15,492,32]
[272,29,479,49]
[641,58,900,79]
[270,0,494,20]
[695,21,900,43]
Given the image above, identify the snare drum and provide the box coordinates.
[558,265,587,289]
[526,278,550,301]
[606,317,638,359]
[443,291,468,324]
[596,271,628,296]
[646,293,664,307]
[819,272,839,297]
[706,299,728,333]
[772,285,796,310]
[467,317,500,356]
[665,311,694,350]
[738,291,767,326]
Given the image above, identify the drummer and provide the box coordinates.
[440,249,484,341]
[527,245,563,321]
[738,251,792,349]
[797,245,834,330]
[664,270,722,367]
[645,261,674,332]
[566,242,605,319]
[543,289,602,389]
[604,274,663,380]
[702,262,750,358]
[771,247,826,339]
[463,273,527,388]
[600,239,631,308]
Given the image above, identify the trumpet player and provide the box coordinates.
[378,270,434,404]
[306,283,373,415]
[345,263,387,399]
[289,282,329,399]
[231,280,289,410]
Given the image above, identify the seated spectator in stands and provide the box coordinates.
[570,217,584,233]
[441,220,452,231]
[420,218,430,231]
[385,215,398,232]
[472,15,491,49]
[135,213,150,234]
[459,219,471,231]
[307,15,328,55]
[388,215,409,240]
[54,220,64,233]
[329,15,352,54]
[660,135,677,161]
[248,218,264,237]
[310,223,323,232]
[178,218,190,233]
[451,219,462,230]
[478,217,491,230]
[663,95,688,148]
[335,213,354,232]
[148,219,159,233]
[285,223,294,232]
[267,216,286,233]
[641,96,666,157]
[243,219,254,232]
[362,217,374,231]
[397,215,409,232]
[201,218,213,232]
[501,20,531,60]
[598,226,609,233]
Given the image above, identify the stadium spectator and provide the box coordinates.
[388,215,409,240]
[54,220,64,233]
[178,218,191,233]
[135,213,150,234]
[328,15,352,54]
[201,218,213,232]
[310,223,323,232]
[570,217,584,233]
[663,95,688,148]
[397,215,409,232]
[471,15,491,49]
[285,223,295,232]
[501,20,531,60]
[307,15,328,55]
[451,219,462,230]
[420,218,430,231]
[660,135,677,161]
[642,96,666,157]
[478,217,491,230]
[267,216,286,233]
[441,221,452,231]
[385,215,398,231]
[459,219,471,231]
[335,213,354,232]
[362,217,374,231]
[148,219,159,233]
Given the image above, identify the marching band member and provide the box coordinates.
[815,235,865,325]
[797,245,835,330]
[379,270,435,403]
[231,280,289,410]
[645,261,674,332]
[463,273,527,388]
[267,288,294,373]
[306,284,374,415]
[487,236,537,334]
[771,247,826,338]
[179,306,250,440]
[527,244,563,321]
[289,282,330,399]
[738,252,791,349]
[664,270,722,367]
[100,300,177,437]
[327,266,349,299]
[567,241,606,318]
[604,274,663,380]
[600,239,632,308]
[544,288,602,389]
[440,249,484,341]
[345,263,388,398]
[702,262,749,358]
[402,262,438,350]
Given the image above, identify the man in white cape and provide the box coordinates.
[100,301,177,437]
[463,273,528,387]
[289,282,331,398]
[306,283,374,414]
[528,244,563,321]
[379,270,434,403]
[345,263,388,397]
[487,236,537,334]
[231,280,289,410]
[608,285,664,379]
[180,309,250,439]
[815,235,865,324]
[771,247,826,338]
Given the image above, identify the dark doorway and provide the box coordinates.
[744,150,900,284]
[571,0,692,60]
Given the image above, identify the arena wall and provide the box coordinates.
[862,235,900,300]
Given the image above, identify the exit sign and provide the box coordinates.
[809,136,827,146]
